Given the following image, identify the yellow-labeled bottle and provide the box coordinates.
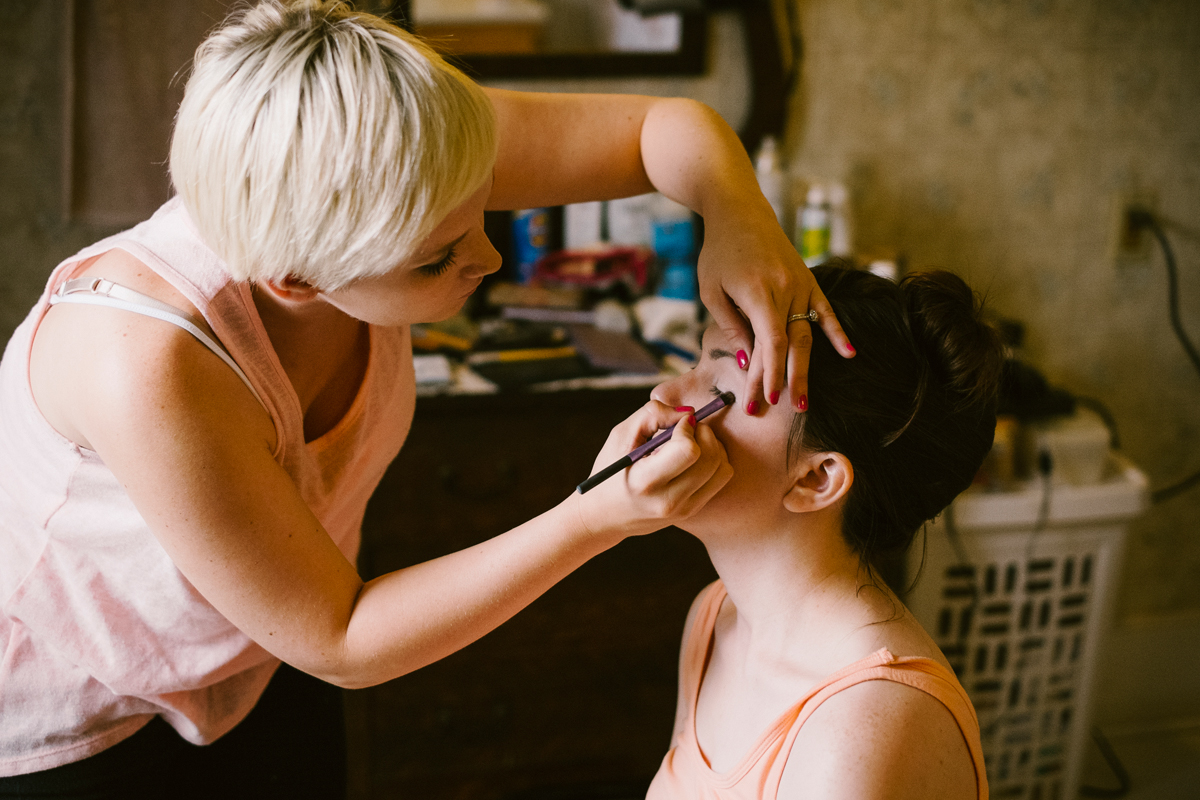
[794,184,830,266]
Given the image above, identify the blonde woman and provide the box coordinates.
[0,2,850,798]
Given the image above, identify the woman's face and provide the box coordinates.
[320,178,501,326]
[651,325,798,531]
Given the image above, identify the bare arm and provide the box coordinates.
[485,88,854,413]
[30,270,731,690]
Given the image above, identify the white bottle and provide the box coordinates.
[795,184,831,266]
[753,135,787,229]
[563,201,604,249]
[827,181,853,258]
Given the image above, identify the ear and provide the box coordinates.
[258,275,321,303]
[782,452,853,514]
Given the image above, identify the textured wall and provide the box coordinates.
[786,0,1200,617]
[0,2,103,338]
[0,1,226,335]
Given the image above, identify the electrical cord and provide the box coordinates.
[941,451,1053,657]
[1065,209,1200,799]
[1134,210,1200,375]
[1072,206,1200,794]
[1079,726,1133,798]
[946,248,1176,795]
[1130,209,1200,504]
[1024,450,1054,563]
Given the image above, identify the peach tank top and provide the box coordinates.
[0,198,415,776]
[647,581,989,800]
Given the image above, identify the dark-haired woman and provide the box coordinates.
[641,263,1001,799]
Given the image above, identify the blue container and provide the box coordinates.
[653,217,697,300]
[657,262,697,301]
[512,208,550,284]
[651,218,695,262]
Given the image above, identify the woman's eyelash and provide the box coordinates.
[709,385,724,398]
[420,246,457,277]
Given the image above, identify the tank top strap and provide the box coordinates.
[49,276,267,410]
[772,649,987,799]
[678,581,728,709]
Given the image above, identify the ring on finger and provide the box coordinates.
[787,310,819,324]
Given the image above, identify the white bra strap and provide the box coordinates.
[50,277,267,411]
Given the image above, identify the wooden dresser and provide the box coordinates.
[346,388,718,799]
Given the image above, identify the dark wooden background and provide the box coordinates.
[347,388,719,800]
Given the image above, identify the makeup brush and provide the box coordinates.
[576,391,734,494]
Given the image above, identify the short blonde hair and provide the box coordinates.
[170,0,497,290]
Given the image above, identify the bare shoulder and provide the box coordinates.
[778,677,978,800]
[26,248,369,680]
[72,247,208,319]
[30,248,272,451]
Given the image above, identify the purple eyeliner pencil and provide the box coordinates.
[576,391,734,494]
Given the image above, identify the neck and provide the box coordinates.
[250,283,367,421]
[252,281,344,329]
[695,510,894,670]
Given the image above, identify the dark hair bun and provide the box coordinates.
[794,263,1005,571]
[899,271,1003,409]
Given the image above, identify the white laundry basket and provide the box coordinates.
[905,455,1148,800]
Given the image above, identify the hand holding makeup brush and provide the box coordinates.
[573,399,733,542]
[577,392,735,494]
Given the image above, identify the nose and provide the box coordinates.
[462,227,502,279]
[650,375,685,407]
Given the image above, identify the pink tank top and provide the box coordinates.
[0,198,415,776]
[647,582,989,800]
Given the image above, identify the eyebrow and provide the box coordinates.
[708,347,736,360]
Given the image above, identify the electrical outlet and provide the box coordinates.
[1110,190,1158,271]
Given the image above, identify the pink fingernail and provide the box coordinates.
[769,390,780,405]
[746,400,759,415]
[688,414,697,428]
[674,405,695,413]
[736,350,749,370]
[847,344,857,355]
[797,395,808,412]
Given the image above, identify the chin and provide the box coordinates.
[397,299,465,327]
[423,303,466,324]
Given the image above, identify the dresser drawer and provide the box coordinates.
[361,390,624,566]
[349,389,718,799]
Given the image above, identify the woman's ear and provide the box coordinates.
[258,275,321,303]
[782,452,853,514]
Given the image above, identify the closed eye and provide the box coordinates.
[419,245,457,277]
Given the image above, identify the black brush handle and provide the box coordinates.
[575,391,733,495]
[576,456,633,494]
